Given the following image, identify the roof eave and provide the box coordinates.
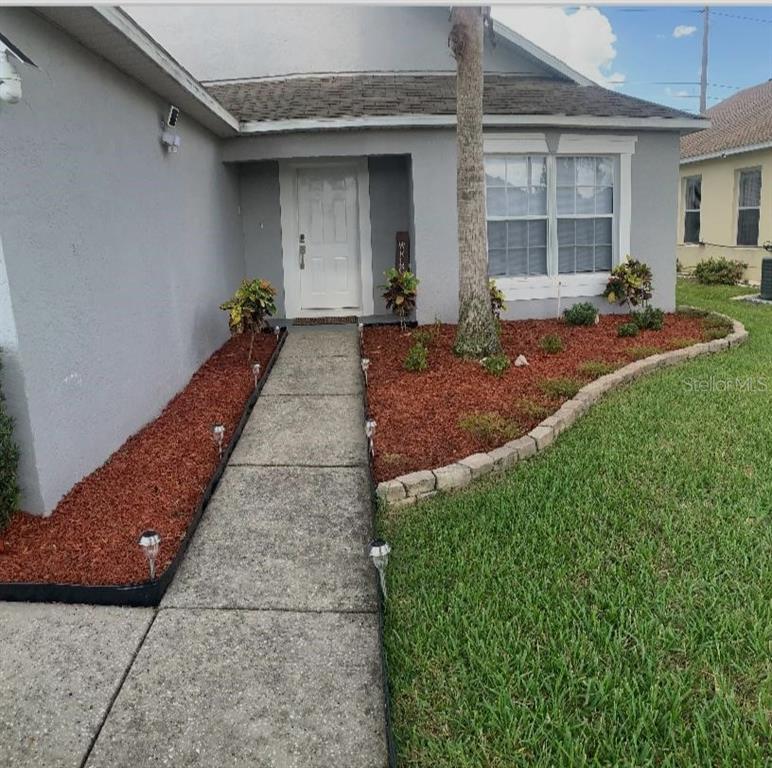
[681,140,772,164]
[238,113,711,136]
[37,6,239,137]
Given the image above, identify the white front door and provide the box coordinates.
[296,166,361,311]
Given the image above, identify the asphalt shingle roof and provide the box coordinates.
[205,74,697,124]
[681,80,772,159]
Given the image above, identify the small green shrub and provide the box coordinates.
[0,352,19,530]
[563,302,598,326]
[603,258,653,307]
[540,377,583,399]
[625,345,660,361]
[458,411,520,446]
[631,306,665,331]
[411,328,434,347]
[220,278,278,359]
[382,268,419,329]
[489,280,506,319]
[481,353,511,377]
[617,322,640,338]
[694,258,747,285]
[539,334,564,354]
[514,398,552,421]
[578,360,617,377]
[404,342,428,372]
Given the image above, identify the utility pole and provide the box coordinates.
[700,6,710,114]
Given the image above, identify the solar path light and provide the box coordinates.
[369,539,391,598]
[212,423,225,457]
[138,530,161,580]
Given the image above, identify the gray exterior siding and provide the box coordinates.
[128,5,552,82]
[239,162,285,313]
[0,9,245,514]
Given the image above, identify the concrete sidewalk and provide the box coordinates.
[0,327,387,768]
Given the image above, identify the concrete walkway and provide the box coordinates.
[0,327,387,768]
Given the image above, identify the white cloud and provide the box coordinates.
[492,5,625,88]
[673,25,697,38]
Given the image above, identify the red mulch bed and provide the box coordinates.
[364,313,707,482]
[0,332,277,585]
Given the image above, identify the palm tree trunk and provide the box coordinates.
[450,7,502,358]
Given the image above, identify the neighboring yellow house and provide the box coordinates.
[677,80,772,283]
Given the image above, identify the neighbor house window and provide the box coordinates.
[683,175,701,244]
[485,156,548,277]
[737,169,762,246]
[485,154,615,278]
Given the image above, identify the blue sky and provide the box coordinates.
[604,5,772,112]
[494,5,772,114]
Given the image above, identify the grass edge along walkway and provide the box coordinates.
[380,282,772,768]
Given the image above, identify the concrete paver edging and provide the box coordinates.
[376,312,748,508]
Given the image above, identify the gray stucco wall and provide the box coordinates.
[0,9,245,514]
[224,127,679,324]
[239,162,285,313]
[128,5,551,82]
[630,131,679,313]
[223,130,459,325]
[368,156,412,315]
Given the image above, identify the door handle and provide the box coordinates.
[299,234,306,269]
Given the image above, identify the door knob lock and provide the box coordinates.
[299,233,306,269]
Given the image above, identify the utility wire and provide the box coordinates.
[709,10,772,24]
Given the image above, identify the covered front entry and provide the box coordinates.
[279,159,373,318]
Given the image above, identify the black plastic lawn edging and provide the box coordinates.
[359,326,399,768]
[0,329,288,608]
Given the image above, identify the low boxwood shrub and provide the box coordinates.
[458,411,520,446]
[578,360,617,377]
[540,377,583,399]
[404,342,428,372]
[481,353,511,377]
[694,257,746,285]
[631,306,665,331]
[539,334,564,354]
[563,302,598,326]
[617,322,640,338]
[0,352,19,531]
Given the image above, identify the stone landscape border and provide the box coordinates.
[375,310,748,509]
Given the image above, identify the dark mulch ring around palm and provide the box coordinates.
[364,312,714,483]
[0,332,277,586]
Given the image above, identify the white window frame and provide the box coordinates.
[683,174,702,245]
[483,133,636,301]
[735,167,762,247]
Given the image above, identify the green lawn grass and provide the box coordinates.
[380,281,772,767]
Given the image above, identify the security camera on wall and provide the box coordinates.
[166,105,180,127]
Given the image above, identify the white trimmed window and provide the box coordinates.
[683,175,701,244]
[486,156,548,277]
[483,133,635,300]
[556,157,614,274]
[737,168,762,246]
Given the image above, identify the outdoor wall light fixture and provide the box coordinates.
[368,539,391,598]
[0,50,22,104]
[138,530,161,580]
[252,362,261,388]
[365,418,376,457]
[361,357,370,384]
[212,423,225,457]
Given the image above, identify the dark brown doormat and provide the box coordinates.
[293,316,358,325]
